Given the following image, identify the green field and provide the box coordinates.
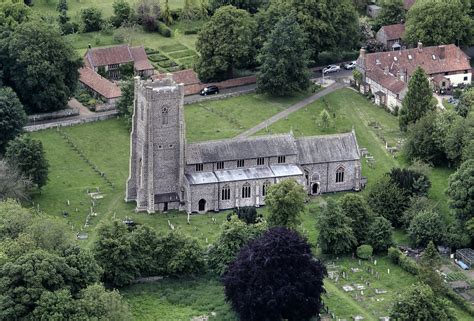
[29,89,464,320]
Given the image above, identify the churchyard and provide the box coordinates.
[30,88,467,320]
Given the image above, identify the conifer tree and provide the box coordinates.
[399,67,435,131]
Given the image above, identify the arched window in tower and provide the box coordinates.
[221,185,231,200]
[242,183,251,198]
[335,166,345,183]
[162,107,169,125]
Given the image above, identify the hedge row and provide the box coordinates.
[157,22,172,37]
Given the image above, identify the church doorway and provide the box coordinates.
[163,202,168,212]
[198,199,206,212]
[312,183,319,195]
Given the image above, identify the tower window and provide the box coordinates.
[217,161,224,170]
[237,160,245,168]
[336,166,345,183]
[241,183,251,198]
[196,164,203,172]
[257,157,265,165]
[162,107,168,125]
[278,156,286,163]
[221,185,230,200]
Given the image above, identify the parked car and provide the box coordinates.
[344,61,357,70]
[322,64,341,74]
[200,85,219,96]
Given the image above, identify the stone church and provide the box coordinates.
[126,76,363,213]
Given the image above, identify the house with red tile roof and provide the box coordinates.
[78,67,122,106]
[84,44,154,80]
[376,23,405,50]
[356,43,472,110]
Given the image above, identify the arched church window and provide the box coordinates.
[262,181,270,196]
[162,107,169,125]
[242,183,251,198]
[221,185,231,200]
[336,166,345,183]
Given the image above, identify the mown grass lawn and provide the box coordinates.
[29,89,463,320]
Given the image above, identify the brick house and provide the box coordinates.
[376,23,405,51]
[78,67,121,107]
[84,45,154,80]
[356,43,472,111]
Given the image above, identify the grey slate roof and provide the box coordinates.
[296,132,360,164]
[185,164,302,185]
[186,134,297,164]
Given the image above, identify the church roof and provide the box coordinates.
[186,134,297,164]
[185,164,303,185]
[296,132,360,164]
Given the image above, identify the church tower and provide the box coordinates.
[125,75,186,213]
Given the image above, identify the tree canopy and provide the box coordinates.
[399,67,435,131]
[456,88,474,118]
[209,0,268,13]
[317,199,357,254]
[0,86,26,154]
[257,14,310,96]
[447,159,474,223]
[265,179,306,228]
[373,0,405,31]
[223,227,327,321]
[404,0,473,47]
[5,135,49,189]
[390,283,456,321]
[339,194,373,246]
[3,20,82,113]
[408,209,446,247]
[195,5,256,82]
[367,216,393,252]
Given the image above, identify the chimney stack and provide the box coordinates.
[417,41,423,51]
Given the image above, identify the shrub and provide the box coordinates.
[388,247,401,264]
[157,21,172,37]
[399,254,419,275]
[184,28,200,35]
[356,245,373,259]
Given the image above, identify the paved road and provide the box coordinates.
[234,81,348,139]
[184,84,257,104]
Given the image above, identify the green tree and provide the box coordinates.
[317,199,357,255]
[130,225,161,276]
[0,250,77,319]
[444,114,472,166]
[62,246,102,294]
[265,179,306,228]
[390,283,455,321]
[195,5,256,82]
[80,7,104,32]
[352,69,362,88]
[456,87,474,118]
[0,199,33,240]
[5,135,49,189]
[339,194,373,245]
[75,284,131,320]
[32,289,78,320]
[93,220,138,287]
[367,176,409,228]
[27,217,74,252]
[420,240,441,269]
[408,209,446,247]
[320,109,331,129]
[356,244,373,259]
[209,0,267,13]
[399,67,435,131]
[446,159,474,223]
[366,216,393,252]
[388,167,431,196]
[257,15,310,96]
[56,0,68,12]
[3,21,82,113]
[112,0,133,27]
[0,87,26,154]
[402,196,435,228]
[162,0,173,25]
[404,0,473,47]
[404,112,446,165]
[208,215,267,275]
[373,0,405,31]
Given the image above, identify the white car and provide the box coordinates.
[322,64,341,74]
[344,61,357,70]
